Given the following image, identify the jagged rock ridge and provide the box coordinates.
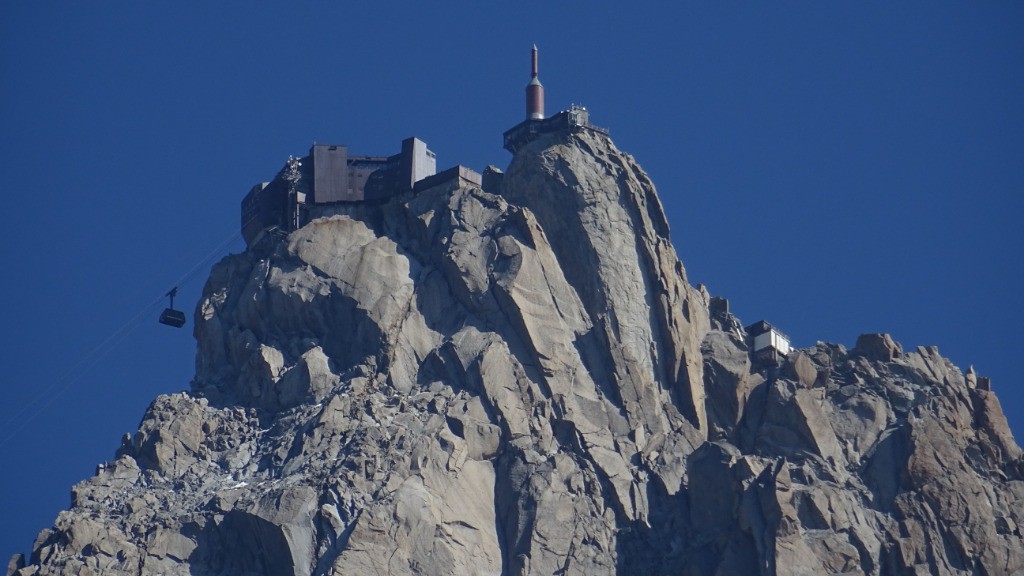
[9,129,1024,575]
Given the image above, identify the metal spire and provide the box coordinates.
[526,44,544,120]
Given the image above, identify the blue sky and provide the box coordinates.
[2,2,1022,556]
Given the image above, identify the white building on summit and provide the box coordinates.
[746,320,792,363]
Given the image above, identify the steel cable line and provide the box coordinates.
[0,229,243,447]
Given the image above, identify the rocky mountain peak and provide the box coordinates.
[10,130,1023,576]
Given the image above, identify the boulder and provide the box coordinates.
[852,333,903,362]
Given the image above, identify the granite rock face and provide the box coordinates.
[11,130,1024,575]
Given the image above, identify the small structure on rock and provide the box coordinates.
[746,320,792,363]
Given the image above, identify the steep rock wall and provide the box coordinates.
[10,130,1023,576]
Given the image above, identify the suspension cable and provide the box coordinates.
[0,229,243,447]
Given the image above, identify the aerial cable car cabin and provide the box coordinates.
[159,288,186,328]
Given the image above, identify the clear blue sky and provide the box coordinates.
[2,2,1022,557]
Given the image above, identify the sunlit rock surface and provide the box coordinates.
[12,130,1023,576]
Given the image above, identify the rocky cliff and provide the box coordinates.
[10,129,1024,575]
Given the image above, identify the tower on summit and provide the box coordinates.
[526,45,544,120]
[503,45,608,154]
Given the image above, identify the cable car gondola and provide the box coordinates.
[159,288,186,328]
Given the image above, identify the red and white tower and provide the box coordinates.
[526,44,544,120]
